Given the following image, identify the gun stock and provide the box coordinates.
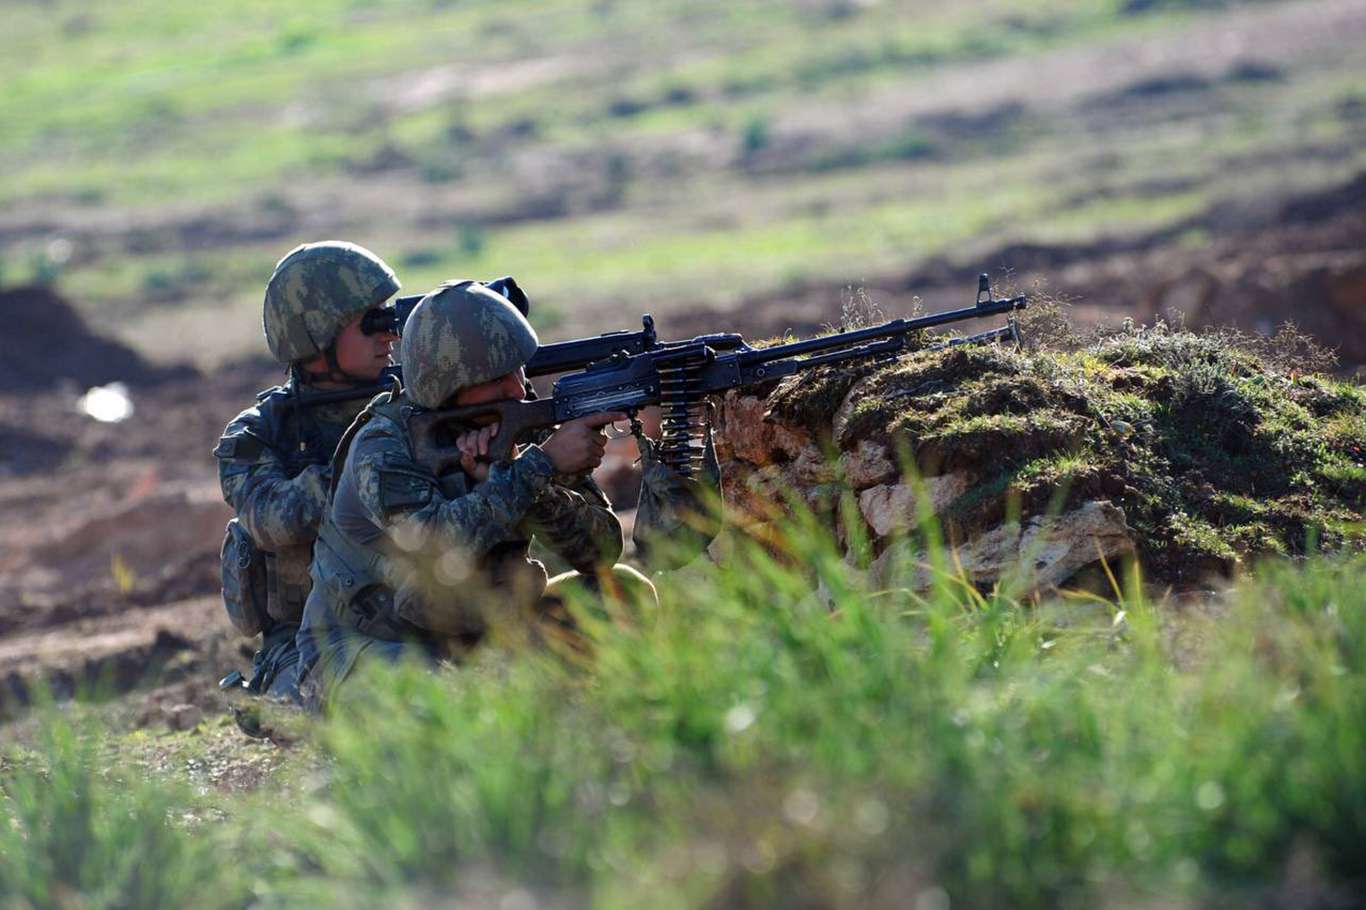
[409,397,559,476]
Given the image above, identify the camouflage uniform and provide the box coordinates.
[216,241,400,700]
[296,397,628,700]
[295,281,649,704]
[215,391,370,697]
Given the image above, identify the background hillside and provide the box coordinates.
[3,0,1364,367]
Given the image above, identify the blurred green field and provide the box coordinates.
[4,0,1365,366]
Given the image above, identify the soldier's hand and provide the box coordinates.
[541,412,625,476]
[456,422,499,483]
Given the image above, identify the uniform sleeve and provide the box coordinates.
[216,414,328,551]
[522,476,623,572]
[350,423,556,560]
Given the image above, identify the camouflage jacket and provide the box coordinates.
[297,394,622,683]
[214,381,369,624]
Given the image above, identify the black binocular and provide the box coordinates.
[360,276,528,337]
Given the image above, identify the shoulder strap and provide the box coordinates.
[328,380,407,500]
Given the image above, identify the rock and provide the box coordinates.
[963,500,1134,588]
[858,473,969,538]
[867,542,923,590]
[168,703,203,731]
[870,501,1135,594]
[720,462,776,526]
[706,525,741,564]
[706,521,783,564]
[769,419,813,461]
[840,439,897,489]
[716,392,813,466]
[725,461,839,526]
[718,393,777,465]
[789,444,838,486]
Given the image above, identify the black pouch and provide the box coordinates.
[220,518,270,636]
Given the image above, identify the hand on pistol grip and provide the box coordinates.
[539,412,626,477]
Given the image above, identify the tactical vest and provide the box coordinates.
[215,384,365,625]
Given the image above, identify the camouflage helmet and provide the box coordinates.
[401,280,540,408]
[262,241,400,363]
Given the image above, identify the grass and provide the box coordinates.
[0,0,1123,162]
[0,714,250,909]
[4,516,1365,908]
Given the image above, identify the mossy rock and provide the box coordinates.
[755,322,1365,584]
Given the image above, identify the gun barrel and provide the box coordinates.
[932,324,1018,350]
[739,295,1026,367]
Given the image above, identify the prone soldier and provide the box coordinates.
[214,241,401,700]
[296,280,655,704]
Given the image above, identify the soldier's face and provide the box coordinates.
[334,309,397,380]
[454,368,528,407]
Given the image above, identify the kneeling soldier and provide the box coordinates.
[297,280,654,704]
[215,241,401,700]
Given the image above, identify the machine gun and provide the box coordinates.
[411,275,1027,477]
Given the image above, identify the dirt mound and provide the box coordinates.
[0,596,227,721]
[713,323,1364,589]
[0,285,196,392]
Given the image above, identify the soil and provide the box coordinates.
[0,339,271,723]
[0,285,198,392]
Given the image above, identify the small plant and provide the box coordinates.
[109,553,138,595]
[276,24,316,55]
[27,251,63,287]
[837,284,884,330]
[0,714,247,908]
[740,113,772,160]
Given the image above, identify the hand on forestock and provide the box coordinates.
[540,412,626,476]
[456,423,499,483]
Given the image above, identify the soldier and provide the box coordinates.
[296,280,655,704]
[214,241,401,701]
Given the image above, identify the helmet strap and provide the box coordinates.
[294,345,368,386]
